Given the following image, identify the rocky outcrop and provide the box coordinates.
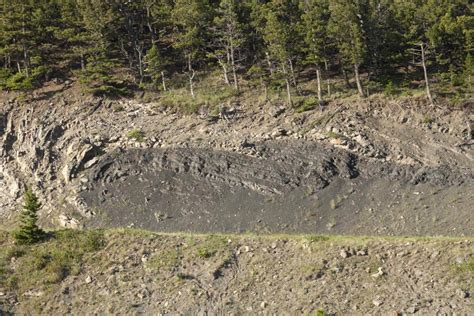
[0,86,472,235]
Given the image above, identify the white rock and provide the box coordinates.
[371,267,385,278]
[340,249,349,258]
[372,299,383,307]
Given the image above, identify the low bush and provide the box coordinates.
[127,129,145,142]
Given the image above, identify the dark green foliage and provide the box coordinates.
[0,0,471,100]
[464,53,473,88]
[78,54,128,96]
[384,80,397,96]
[13,189,45,245]
[0,68,13,88]
[144,44,164,90]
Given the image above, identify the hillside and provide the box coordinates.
[1,81,473,236]
[0,230,472,314]
[0,0,473,314]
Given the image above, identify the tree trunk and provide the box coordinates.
[282,63,292,107]
[265,52,274,75]
[219,60,230,85]
[342,67,352,89]
[316,67,322,103]
[288,58,297,87]
[136,46,144,85]
[325,60,331,97]
[23,47,29,77]
[420,43,434,105]
[161,71,167,92]
[354,63,365,97]
[263,81,268,102]
[187,54,195,98]
[230,40,239,91]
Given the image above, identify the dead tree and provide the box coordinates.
[410,43,434,106]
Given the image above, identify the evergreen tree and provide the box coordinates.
[144,43,167,91]
[300,0,331,103]
[78,53,126,96]
[210,0,244,91]
[172,0,209,98]
[13,188,45,245]
[464,53,473,88]
[262,0,296,106]
[0,0,472,99]
[55,0,95,71]
[329,0,368,97]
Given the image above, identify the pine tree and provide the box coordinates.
[144,43,167,91]
[300,0,331,103]
[13,188,45,245]
[210,0,244,91]
[329,0,368,97]
[172,0,209,98]
[78,53,126,96]
[262,1,295,106]
[464,53,473,88]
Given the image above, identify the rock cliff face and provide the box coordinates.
[0,84,473,235]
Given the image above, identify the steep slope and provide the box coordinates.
[0,84,473,235]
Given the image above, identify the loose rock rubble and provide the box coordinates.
[0,84,472,236]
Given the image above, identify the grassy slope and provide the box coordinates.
[0,229,472,314]
[138,68,473,115]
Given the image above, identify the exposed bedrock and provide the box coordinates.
[0,89,473,236]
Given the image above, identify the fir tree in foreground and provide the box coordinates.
[13,188,45,245]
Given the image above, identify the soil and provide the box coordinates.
[0,231,472,315]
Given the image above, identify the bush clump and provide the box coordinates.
[127,129,145,142]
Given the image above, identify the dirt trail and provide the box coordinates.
[0,84,473,236]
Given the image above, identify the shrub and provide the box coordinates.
[13,189,45,245]
[0,68,12,88]
[384,80,396,96]
[78,55,129,97]
[5,72,34,91]
[449,65,463,87]
[197,247,216,259]
[297,97,318,113]
[423,116,435,125]
[127,129,145,142]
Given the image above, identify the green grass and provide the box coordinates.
[195,235,228,259]
[127,129,145,142]
[147,248,181,272]
[453,259,474,274]
[157,83,238,115]
[0,230,105,292]
[326,131,341,139]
